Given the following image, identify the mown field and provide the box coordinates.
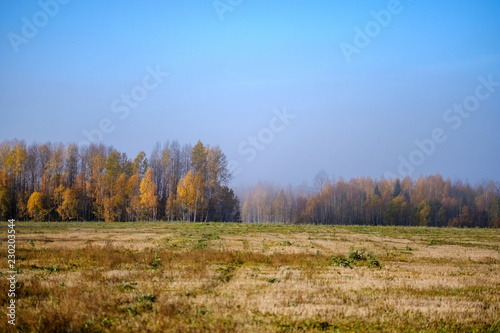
[1,222,499,332]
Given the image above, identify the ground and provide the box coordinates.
[1,222,499,332]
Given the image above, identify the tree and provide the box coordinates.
[365,194,383,225]
[460,205,472,227]
[489,196,500,228]
[273,189,288,223]
[384,195,407,226]
[57,188,78,221]
[418,202,431,226]
[52,183,66,219]
[103,174,128,222]
[192,140,207,178]
[207,185,241,222]
[0,184,10,220]
[177,171,205,222]
[0,168,10,220]
[87,144,107,221]
[127,174,141,221]
[105,150,123,182]
[65,144,79,188]
[27,192,48,221]
[140,168,158,221]
[207,146,230,186]
[132,151,148,177]
[218,186,240,222]
[165,193,180,221]
[393,178,402,198]
[313,169,329,193]
[149,143,165,217]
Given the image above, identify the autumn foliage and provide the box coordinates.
[0,139,239,222]
[1,139,498,227]
[241,176,500,227]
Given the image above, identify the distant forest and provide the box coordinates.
[242,175,500,228]
[1,140,499,227]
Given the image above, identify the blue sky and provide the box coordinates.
[1,0,499,186]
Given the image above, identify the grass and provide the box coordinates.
[0,222,499,332]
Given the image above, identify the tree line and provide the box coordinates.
[2,139,499,227]
[241,173,500,228]
[0,139,240,222]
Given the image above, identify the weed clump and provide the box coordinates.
[332,246,381,269]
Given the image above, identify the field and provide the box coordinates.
[1,222,499,332]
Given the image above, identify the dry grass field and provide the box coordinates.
[1,222,499,332]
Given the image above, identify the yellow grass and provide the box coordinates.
[1,222,499,332]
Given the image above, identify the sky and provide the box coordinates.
[1,0,499,187]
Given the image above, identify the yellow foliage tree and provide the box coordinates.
[27,192,48,221]
[140,168,157,221]
[177,171,205,222]
[104,173,127,222]
[57,188,78,221]
[127,174,141,221]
